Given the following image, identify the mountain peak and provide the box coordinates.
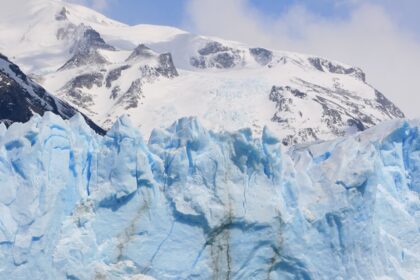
[58,25,115,70]
[0,0,405,145]
[126,44,156,61]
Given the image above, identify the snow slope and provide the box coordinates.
[0,52,105,134]
[0,0,405,145]
[0,113,418,279]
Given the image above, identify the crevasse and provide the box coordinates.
[0,112,418,280]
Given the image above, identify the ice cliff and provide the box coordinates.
[0,113,419,279]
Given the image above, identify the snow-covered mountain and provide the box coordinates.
[0,1,419,279]
[0,113,418,279]
[0,52,105,134]
[0,0,405,145]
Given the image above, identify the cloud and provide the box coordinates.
[185,0,420,118]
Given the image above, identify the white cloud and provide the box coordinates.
[185,0,420,118]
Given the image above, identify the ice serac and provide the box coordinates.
[0,114,419,279]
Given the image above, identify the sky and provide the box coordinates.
[67,0,420,118]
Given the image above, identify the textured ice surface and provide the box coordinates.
[0,113,419,279]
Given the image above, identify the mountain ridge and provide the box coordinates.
[0,52,105,134]
[0,0,405,145]
[0,2,418,279]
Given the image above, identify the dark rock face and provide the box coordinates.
[126,44,178,78]
[126,44,155,61]
[270,86,294,123]
[113,57,178,109]
[59,49,107,70]
[59,27,115,70]
[0,74,41,125]
[116,79,143,109]
[67,73,104,89]
[71,28,115,55]
[308,57,366,81]
[213,52,236,68]
[106,65,130,88]
[374,90,405,118]
[191,41,243,69]
[55,7,68,21]
[281,128,318,146]
[268,80,405,145]
[250,48,273,66]
[314,95,346,136]
[198,42,229,56]
[157,53,178,78]
[61,73,104,108]
[0,53,105,134]
[347,118,366,131]
[104,45,178,110]
[110,86,120,100]
[190,56,206,69]
[59,43,179,112]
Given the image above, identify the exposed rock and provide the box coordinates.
[156,53,178,78]
[198,41,230,55]
[106,65,130,88]
[59,26,115,70]
[308,57,366,81]
[70,27,115,55]
[269,80,405,145]
[55,7,68,21]
[66,73,104,89]
[126,44,178,78]
[0,53,105,134]
[374,90,405,118]
[191,41,244,69]
[126,44,156,61]
[110,86,121,99]
[117,79,143,109]
[61,73,104,108]
[250,47,273,66]
[189,56,206,69]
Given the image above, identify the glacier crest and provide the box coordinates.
[0,113,418,279]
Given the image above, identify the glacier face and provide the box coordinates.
[0,113,419,280]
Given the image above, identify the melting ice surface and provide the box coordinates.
[0,112,419,280]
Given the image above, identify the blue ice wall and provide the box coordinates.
[0,113,418,279]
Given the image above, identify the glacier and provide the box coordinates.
[0,113,419,280]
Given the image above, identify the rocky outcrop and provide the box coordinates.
[190,41,244,69]
[106,65,131,88]
[126,44,156,61]
[0,53,105,134]
[269,80,405,145]
[59,26,115,70]
[250,47,273,66]
[308,57,366,81]
[60,72,104,108]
